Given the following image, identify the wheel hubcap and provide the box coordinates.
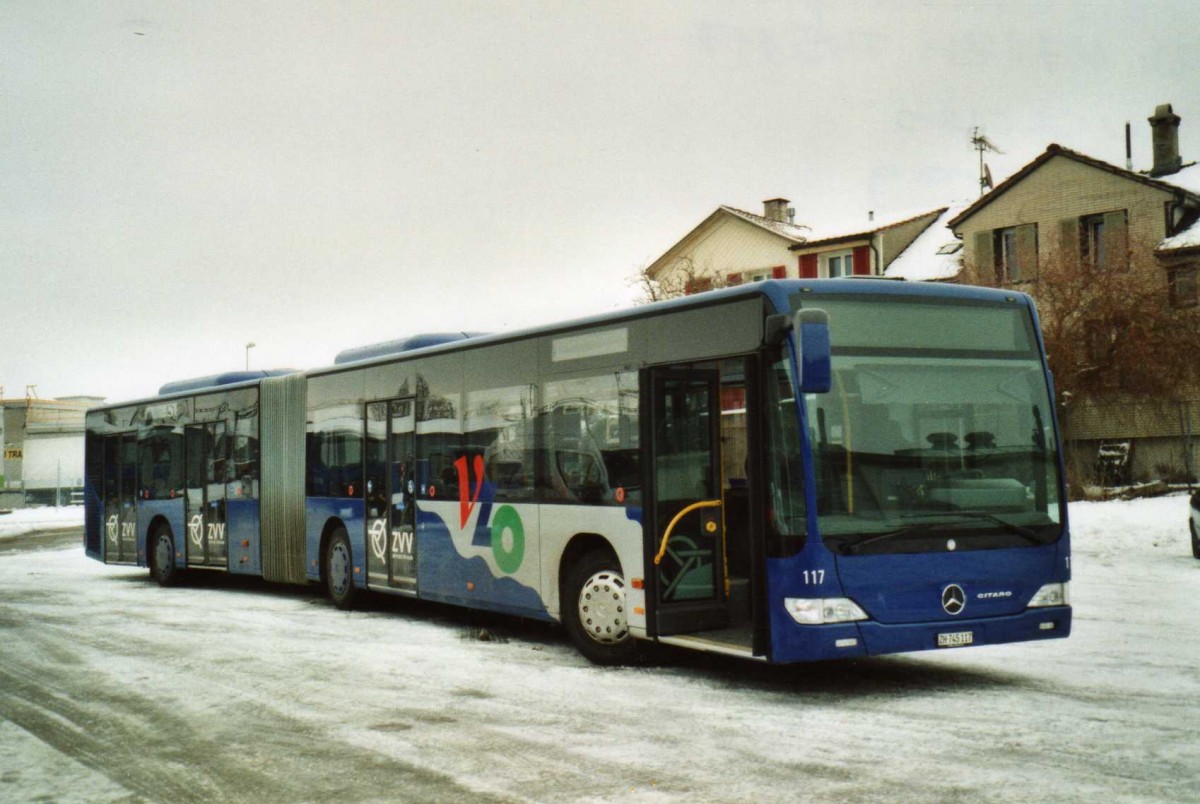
[330,543,350,595]
[578,570,628,645]
[155,535,172,575]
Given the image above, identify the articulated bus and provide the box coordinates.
[85,279,1071,664]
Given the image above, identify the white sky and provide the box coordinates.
[2,1,1197,403]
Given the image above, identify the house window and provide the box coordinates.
[995,228,1020,282]
[990,224,1037,283]
[1080,210,1128,271]
[1084,322,1110,364]
[1169,266,1198,308]
[824,250,854,278]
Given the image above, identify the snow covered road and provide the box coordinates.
[1,495,1198,802]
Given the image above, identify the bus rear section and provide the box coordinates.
[762,284,1071,662]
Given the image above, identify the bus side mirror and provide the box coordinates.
[793,308,832,393]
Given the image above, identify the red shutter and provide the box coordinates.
[852,246,872,275]
[771,265,787,279]
[799,254,818,278]
[726,272,743,286]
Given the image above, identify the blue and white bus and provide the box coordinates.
[85,279,1071,664]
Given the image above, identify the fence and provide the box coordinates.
[1061,397,1197,487]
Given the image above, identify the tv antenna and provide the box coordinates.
[971,127,1003,195]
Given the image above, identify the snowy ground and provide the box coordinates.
[0,504,83,538]
[1,496,1198,802]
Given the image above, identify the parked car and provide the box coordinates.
[1191,491,1200,559]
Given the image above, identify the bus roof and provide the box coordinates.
[89,278,1034,413]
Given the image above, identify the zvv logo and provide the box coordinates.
[188,514,204,546]
[106,515,119,544]
[369,518,388,560]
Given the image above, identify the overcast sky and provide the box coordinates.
[2,1,1196,403]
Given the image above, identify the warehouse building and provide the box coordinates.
[1,392,104,508]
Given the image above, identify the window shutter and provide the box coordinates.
[1058,218,1080,269]
[726,272,743,286]
[852,246,871,275]
[771,265,787,279]
[973,231,994,280]
[799,254,818,278]
[1016,223,1038,281]
[1104,210,1129,270]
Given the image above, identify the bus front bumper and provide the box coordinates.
[770,605,1072,664]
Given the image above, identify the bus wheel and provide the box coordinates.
[150,525,182,587]
[1191,520,1200,560]
[325,528,356,610]
[564,552,636,665]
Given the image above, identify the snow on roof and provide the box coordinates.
[1159,218,1200,251]
[1154,160,1200,195]
[719,205,811,243]
[1155,164,1200,251]
[883,204,969,281]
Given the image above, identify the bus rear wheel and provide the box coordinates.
[325,528,356,610]
[149,525,182,587]
[564,551,637,665]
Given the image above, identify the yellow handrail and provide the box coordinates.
[653,499,723,566]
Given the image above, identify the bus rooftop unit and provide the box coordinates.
[84,279,1071,664]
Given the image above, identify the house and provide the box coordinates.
[789,207,947,279]
[644,198,949,291]
[948,105,1200,300]
[947,103,1200,482]
[644,199,810,293]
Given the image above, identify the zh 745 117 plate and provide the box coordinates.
[937,631,974,648]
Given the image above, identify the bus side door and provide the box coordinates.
[101,433,138,564]
[365,398,418,593]
[184,422,227,566]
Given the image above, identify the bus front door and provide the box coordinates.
[184,422,227,567]
[365,398,418,593]
[648,368,728,635]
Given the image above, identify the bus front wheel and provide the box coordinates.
[325,528,356,610]
[150,525,182,587]
[564,551,637,665]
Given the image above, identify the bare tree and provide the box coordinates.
[965,236,1200,404]
[629,256,729,304]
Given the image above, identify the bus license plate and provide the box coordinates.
[937,631,974,648]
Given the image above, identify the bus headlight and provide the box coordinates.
[1027,582,1070,608]
[784,597,868,625]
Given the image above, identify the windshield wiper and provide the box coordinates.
[842,511,1046,555]
[901,511,1047,544]
[842,524,927,555]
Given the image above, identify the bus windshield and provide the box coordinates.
[794,294,1064,554]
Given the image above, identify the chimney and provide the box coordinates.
[1148,103,1182,177]
[763,197,790,223]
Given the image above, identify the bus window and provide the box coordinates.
[416,369,461,500]
[541,371,639,505]
[467,384,536,502]
[307,403,364,498]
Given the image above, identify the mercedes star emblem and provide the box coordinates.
[942,584,966,615]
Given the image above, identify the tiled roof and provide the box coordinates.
[718,205,811,243]
[797,207,948,248]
